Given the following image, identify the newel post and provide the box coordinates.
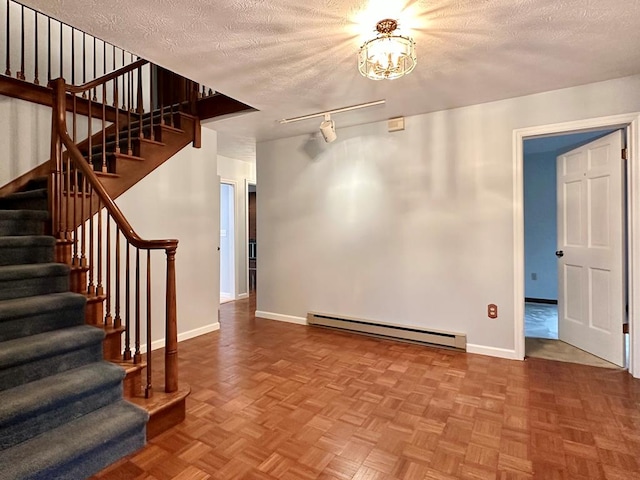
[165,246,178,393]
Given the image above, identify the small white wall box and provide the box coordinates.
[388,117,405,132]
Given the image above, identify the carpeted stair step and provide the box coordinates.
[0,325,105,391]
[22,177,48,191]
[0,235,55,266]
[0,210,48,236]
[0,400,148,480]
[0,263,70,301]
[0,361,126,449]
[0,188,48,211]
[0,292,86,342]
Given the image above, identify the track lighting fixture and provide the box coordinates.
[319,114,337,143]
[279,100,386,144]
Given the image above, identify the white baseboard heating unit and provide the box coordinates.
[307,312,466,351]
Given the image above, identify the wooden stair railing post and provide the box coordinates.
[165,246,178,393]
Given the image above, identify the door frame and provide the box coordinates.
[513,112,640,378]
[220,179,237,301]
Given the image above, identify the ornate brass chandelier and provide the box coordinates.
[358,19,416,80]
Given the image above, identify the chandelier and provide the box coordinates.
[358,19,416,80]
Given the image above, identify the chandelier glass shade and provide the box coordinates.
[358,19,416,80]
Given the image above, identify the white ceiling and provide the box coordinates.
[20,0,640,145]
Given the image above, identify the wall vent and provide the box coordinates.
[307,312,466,351]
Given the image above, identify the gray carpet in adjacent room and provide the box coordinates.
[525,337,621,369]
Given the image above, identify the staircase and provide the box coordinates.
[0,182,148,480]
[0,4,256,476]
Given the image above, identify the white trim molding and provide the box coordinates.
[141,322,221,353]
[237,293,249,300]
[513,112,640,378]
[255,311,307,325]
[466,344,519,360]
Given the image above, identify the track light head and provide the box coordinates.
[319,114,337,143]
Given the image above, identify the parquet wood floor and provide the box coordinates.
[93,295,640,480]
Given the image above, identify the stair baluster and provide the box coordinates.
[97,197,103,299]
[33,9,38,85]
[16,3,24,80]
[114,225,121,329]
[124,239,131,361]
[4,0,9,76]
[101,82,107,172]
[134,248,141,364]
[47,17,50,82]
[58,17,62,79]
[145,250,152,398]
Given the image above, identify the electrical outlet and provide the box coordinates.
[488,304,498,319]
[531,272,537,280]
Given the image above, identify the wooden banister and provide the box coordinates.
[64,59,148,94]
[51,82,177,251]
[50,71,180,395]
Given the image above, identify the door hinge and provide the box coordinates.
[622,148,628,160]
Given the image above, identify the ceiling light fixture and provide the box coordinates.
[358,19,416,80]
[319,114,337,143]
[279,100,385,143]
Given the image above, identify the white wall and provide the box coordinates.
[0,96,51,186]
[256,73,640,356]
[524,152,557,300]
[116,128,220,346]
[217,154,256,298]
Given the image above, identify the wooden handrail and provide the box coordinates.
[51,77,177,251]
[64,59,148,95]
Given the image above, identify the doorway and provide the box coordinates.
[220,182,236,304]
[514,113,640,378]
[523,129,618,352]
[247,183,257,293]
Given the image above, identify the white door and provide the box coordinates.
[557,130,626,367]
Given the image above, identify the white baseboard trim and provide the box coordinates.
[255,310,307,325]
[466,344,521,361]
[237,293,249,300]
[141,322,221,353]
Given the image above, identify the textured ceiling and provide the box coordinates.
[19,0,640,145]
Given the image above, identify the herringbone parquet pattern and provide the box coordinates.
[93,295,640,479]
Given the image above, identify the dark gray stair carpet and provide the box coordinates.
[0,188,48,211]
[0,210,48,236]
[0,400,148,480]
[0,263,70,301]
[0,196,148,478]
[0,325,104,391]
[0,362,125,449]
[0,235,55,265]
[0,292,86,342]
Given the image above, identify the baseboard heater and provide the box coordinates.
[307,312,466,351]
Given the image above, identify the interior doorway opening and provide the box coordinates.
[523,129,617,344]
[220,182,236,304]
[514,113,640,378]
[248,183,257,293]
